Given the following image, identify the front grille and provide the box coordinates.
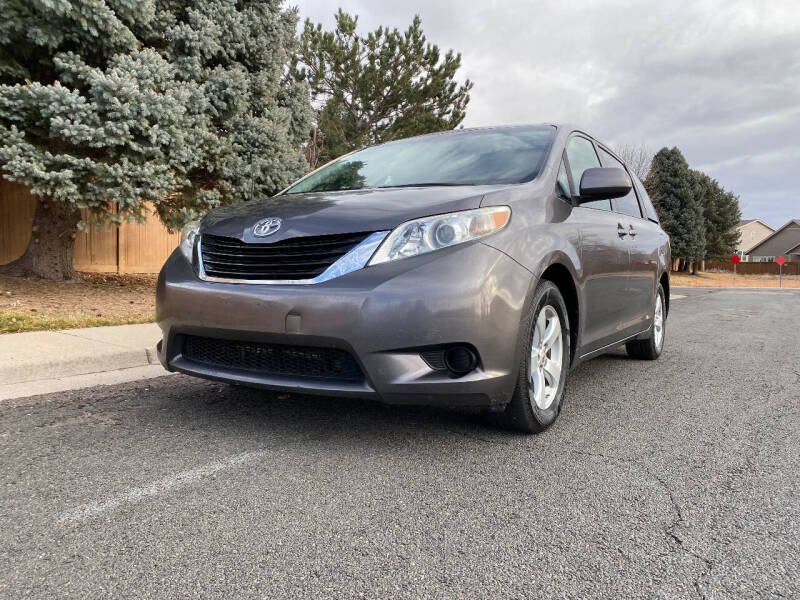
[182,335,365,382]
[200,231,370,281]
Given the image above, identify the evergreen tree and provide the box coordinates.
[713,190,743,259]
[693,170,741,260]
[296,10,472,165]
[0,0,311,280]
[645,147,705,266]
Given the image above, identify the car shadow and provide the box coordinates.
[63,349,641,445]
[118,375,529,446]
[253,389,512,436]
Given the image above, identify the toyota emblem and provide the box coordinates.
[253,217,282,237]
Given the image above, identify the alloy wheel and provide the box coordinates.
[529,305,563,410]
[654,294,664,351]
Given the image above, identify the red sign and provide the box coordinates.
[776,256,787,266]
[731,254,741,265]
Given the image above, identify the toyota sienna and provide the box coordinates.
[156,124,670,432]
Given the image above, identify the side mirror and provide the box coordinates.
[578,167,632,202]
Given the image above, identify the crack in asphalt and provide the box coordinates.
[571,449,714,599]
[437,434,699,571]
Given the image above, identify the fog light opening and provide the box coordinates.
[443,345,479,376]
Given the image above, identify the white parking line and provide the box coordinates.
[672,294,687,299]
[58,449,269,524]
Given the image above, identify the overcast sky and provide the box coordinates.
[295,0,799,228]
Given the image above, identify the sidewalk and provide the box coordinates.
[0,323,166,396]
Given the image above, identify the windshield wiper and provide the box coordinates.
[375,182,474,189]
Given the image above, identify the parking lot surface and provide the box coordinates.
[1,288,798,599]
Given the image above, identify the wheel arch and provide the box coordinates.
[659,270,670,317]
[539,261,580,366]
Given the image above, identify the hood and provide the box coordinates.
[201,185,509,243]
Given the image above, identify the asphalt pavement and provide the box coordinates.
[1,288,798,599]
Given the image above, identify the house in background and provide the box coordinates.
[735,219,775,261]
[745,219,800,263]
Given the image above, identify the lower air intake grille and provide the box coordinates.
[200,231,370,281]
[182,335,364,382]
[420,349,447,371]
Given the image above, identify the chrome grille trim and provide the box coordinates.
[197,230,388,285]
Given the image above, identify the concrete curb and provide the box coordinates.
[0,323,162,385]
[0,364,172,402]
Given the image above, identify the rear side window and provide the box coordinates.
[597,147,642,218]
[566,136,609,211]
[632,174,660,223]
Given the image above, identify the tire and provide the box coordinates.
[626,283,666,360]
[498,280,571,434]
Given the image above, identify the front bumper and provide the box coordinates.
[156,241,533,406]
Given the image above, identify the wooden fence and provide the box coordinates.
[0,178,179,273]
[704,260,800,276]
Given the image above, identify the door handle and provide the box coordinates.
[617,224,628,238]
[628,225,637,237]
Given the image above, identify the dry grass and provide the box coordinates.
[0,272,156,334]
[671,270,800,288]
[0,311,153,334]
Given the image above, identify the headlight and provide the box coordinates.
[368,206,511,266]
[179,221,200,261]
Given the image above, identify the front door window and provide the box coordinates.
[566,137,608,211]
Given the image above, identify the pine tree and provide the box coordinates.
[693,170,741,261]
[645,147,705,268]
[712,190,743,259]
[296,10,472,165]
[0,0,311,280]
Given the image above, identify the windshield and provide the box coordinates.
[285,126,556,194]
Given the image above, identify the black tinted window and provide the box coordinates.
[598,147,642,218]
[632,174,659,223]
[286,127,556,194]
[567,136,609,211]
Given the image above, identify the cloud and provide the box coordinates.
[295,0,800,227]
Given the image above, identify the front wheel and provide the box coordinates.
[498,280,571,434]
[626,283,666,360]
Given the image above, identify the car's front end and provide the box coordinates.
[156,125,556,407]
[157,222,531,405]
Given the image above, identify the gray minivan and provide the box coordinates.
[156,124,670,433]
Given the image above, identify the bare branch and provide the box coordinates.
[614,143,652,181]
